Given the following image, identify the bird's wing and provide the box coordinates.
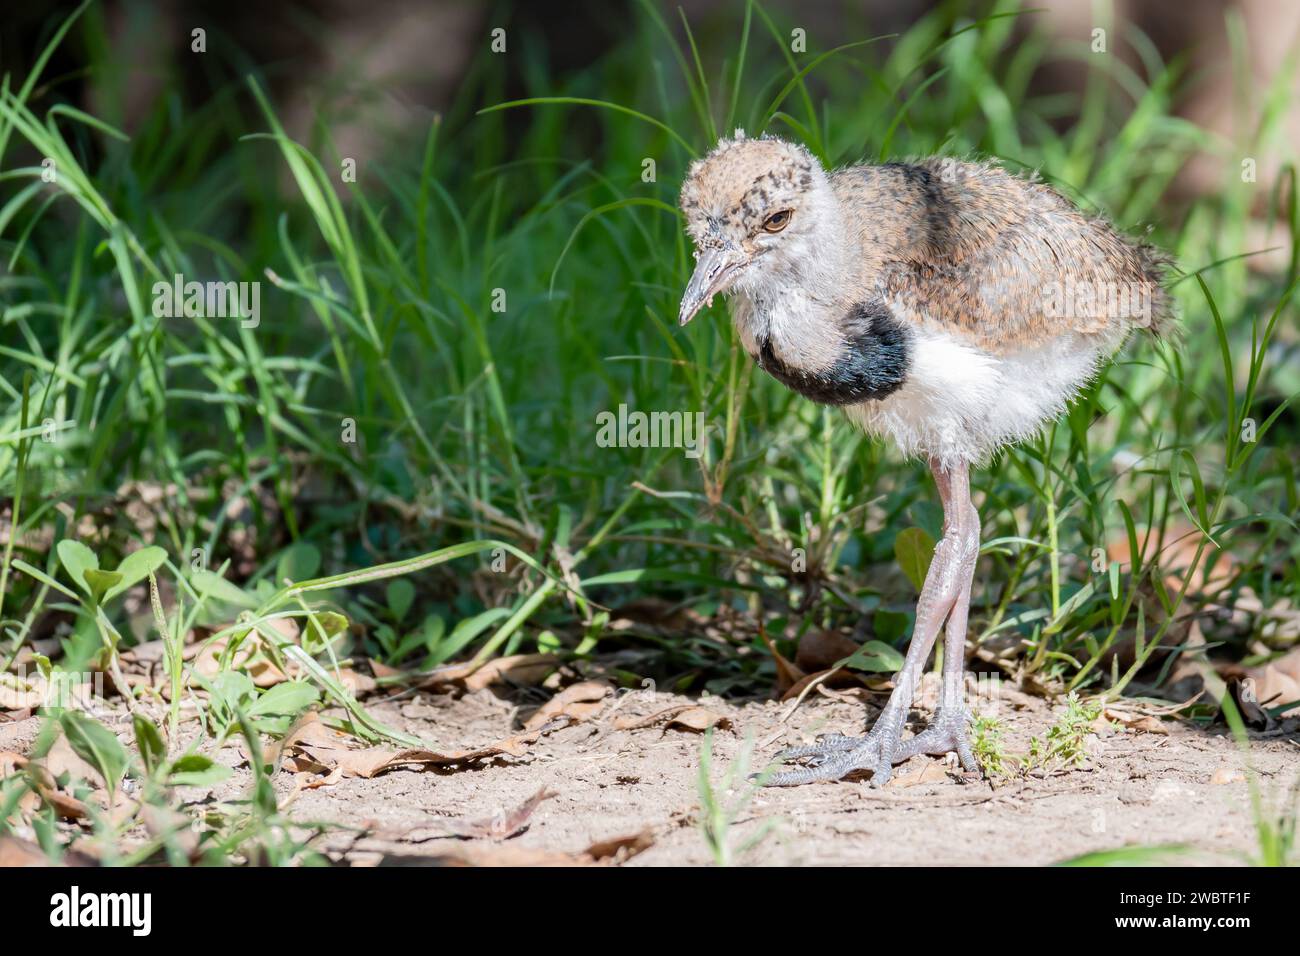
[842,160,1171,352]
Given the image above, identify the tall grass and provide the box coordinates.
[1,0,1296,705]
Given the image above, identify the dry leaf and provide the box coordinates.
[794,630,862,674]
[523,681,610,731]
[272,712,347,773]
[665,706,732,734]
[1210,765,1245,785]
[420,654,561,691]
[780,667,869,702]
[44,735,102,784]
[368,659,404,680]
[612,704,693,731]
[885,760,950,789]
[376,827,654,867]
[395,787,557,842]
[1104,709,1169,735]
[0,835,51,866]
[581,830,655,863]
[1247,648,1300,718]
[0,750,26,776]
[0,835,94,866]
[288,724,559,780]
[0,672,49,710]
[759,626,804,697]
[336,668,377,695]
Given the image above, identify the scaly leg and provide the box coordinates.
[762,458,980,786]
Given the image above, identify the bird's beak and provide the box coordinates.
[679,246,745,326]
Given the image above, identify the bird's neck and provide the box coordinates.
[728,185,913,406]
[730,194,855,370]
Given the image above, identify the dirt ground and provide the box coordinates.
[5,677,1296,866]
[250,684,1298,866]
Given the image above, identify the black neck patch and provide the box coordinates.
[756,301,910,406]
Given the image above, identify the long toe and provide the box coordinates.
[757,736,892,787]
[773,732,861,762]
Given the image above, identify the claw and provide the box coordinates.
[755,708,980,788]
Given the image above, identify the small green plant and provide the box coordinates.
[1027,692,1105,771]
[971,712,1011,779]
[697,728,777,866]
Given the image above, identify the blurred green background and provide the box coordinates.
[1,0,1297,703]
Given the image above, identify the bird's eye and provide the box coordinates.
[762,209,792,233]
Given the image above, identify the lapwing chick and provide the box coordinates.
[678,133,1172,786]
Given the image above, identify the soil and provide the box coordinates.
[235,685,1300,866]
[6,678,1296,866]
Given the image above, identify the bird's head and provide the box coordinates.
[677,132,832,325]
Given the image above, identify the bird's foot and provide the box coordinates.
[757,707,978,787]
[892,706,978,773]
[758,725,902,788]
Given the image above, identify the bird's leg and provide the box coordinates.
[762,459,980,787]
[891,535,979,771]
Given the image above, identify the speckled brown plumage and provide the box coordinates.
[830,157,1174,351]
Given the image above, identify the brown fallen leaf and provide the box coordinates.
[0,672,49,710]
[289,723,565,780]
[581,830,655,864]
[0,835,51,866]
[612,703,734,734]
[665,706,733,734]
[758,626,805,697]
[794,629,862,675]
[0,835,96,867]
[1210,765,1245,785]
[390,787,558,842]
[523,681,610,731]
[376,828,655,867]
[368,659,404,680]
[1247,647,1300,718]
[885,759,951,789]
[0,750,26,776]
[780,667,869,702]
[613,703,694,731]
[420,654,561,692]
[272,712,348,773]
[192,634,291,687]
[25,761,89,819]
[44,734,102,785]
[1104,709,1170,735]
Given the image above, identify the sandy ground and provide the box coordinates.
[265,686,1298,866]
[5,677,1296,866]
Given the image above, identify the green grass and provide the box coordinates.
[1,0,1298,865]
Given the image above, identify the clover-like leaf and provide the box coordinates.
[166,753,232,788]
[59,711,129,797]
[893,527,936,592]
[56,539,99,597]
[104,546,168,602]
[82,568,123,605]
[132,713,167,776]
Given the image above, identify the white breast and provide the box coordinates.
[845,324,1124,468]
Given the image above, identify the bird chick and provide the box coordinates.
[678,132,1172,786]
